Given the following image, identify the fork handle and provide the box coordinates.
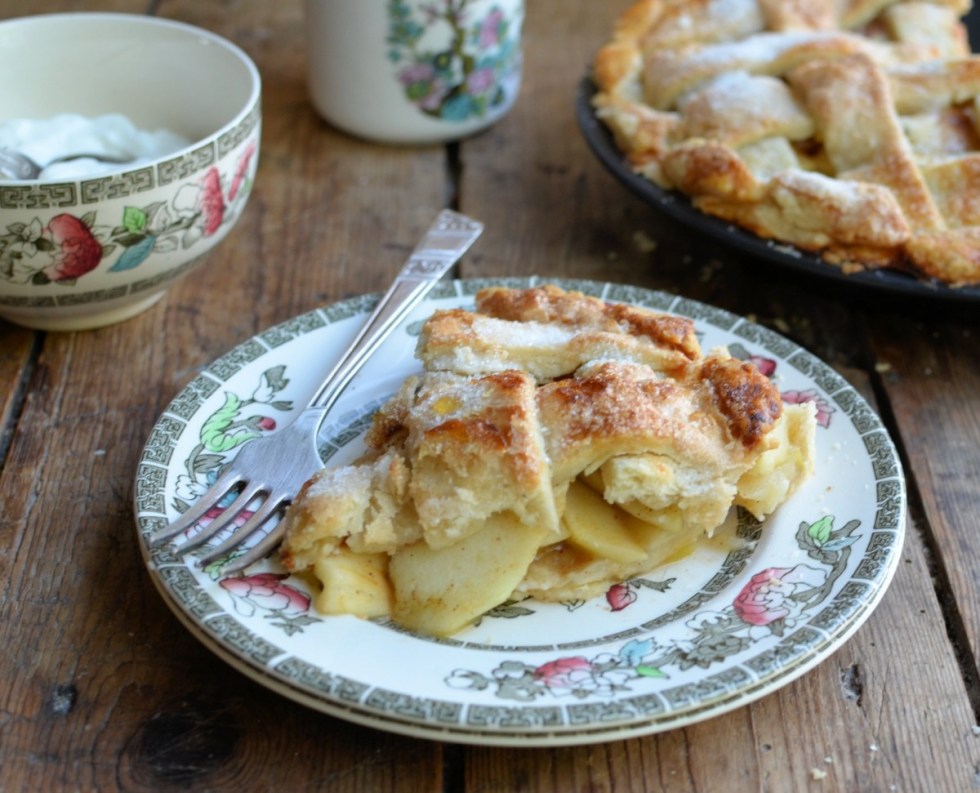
[308,209,483,413]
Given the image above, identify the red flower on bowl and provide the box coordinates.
[38,214,104,284]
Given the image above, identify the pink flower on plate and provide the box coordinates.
[781,388,835,428]
[188,504,254,542]
[534,656,595,694]
[199,167,226,236]
[733,565,823,627]
[748,354,777,377]
[40,214,104,283]
[606,583,637,612]
[220,572,311,618]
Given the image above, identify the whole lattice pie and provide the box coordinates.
[280,286,815,636]
[592,0,980,287]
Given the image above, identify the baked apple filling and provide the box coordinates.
[280,286,815,636]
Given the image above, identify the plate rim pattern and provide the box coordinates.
[134,276,906,746]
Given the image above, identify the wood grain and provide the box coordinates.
[0,0,447,790]
[866,309,980,677]
[1,0,978,790]
[457,0,980,790]
[0,325,35,457]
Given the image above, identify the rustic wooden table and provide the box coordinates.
[2,1,979,790]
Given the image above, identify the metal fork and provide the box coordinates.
[147,209,483,572]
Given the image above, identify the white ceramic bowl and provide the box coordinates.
[0,13,261,331]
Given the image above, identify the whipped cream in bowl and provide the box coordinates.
[0,113,192,180]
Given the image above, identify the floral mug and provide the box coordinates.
[305,0,524,144]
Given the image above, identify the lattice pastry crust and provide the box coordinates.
[281,286,816,636]
[593,0,980,286]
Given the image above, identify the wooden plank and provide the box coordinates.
[152,0,450,369]
[866,310,980,664]
[0,325,36,458]
[458,396,978,793]
[459,1,980,790]
[1,330,447,791]
[455,0,743,296]
[2,0,978,790]
[0,0,149,14]
[454,0,853,330]
[462,502,979,793]
[0,0,151,454]
[0,1,447,790]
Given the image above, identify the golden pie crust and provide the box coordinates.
[592,0,980,286]
[280,286,816,635]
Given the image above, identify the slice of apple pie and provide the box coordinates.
[280,285,816,636]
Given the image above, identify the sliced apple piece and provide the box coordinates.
[582,463,684,532]
[617,500,685,532]
[581,469,605,493]
[314,550,392,618]
[621,510,700,565]
[562,480,648,564]
[389,511,549,636]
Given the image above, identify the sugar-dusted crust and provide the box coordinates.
[280,285,816,634]
[418,283,700,378]
[592,0,980,286]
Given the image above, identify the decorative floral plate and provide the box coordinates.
[134,277,906,746]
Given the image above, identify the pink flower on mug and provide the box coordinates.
[387,1,519,121]
[478,8,505,47]
[419,3,441,24]
[781,388,835,428]
[466,67,496,95]
[399,63,448,110]
[40,214,104,283]
[733,565,824,627]
[220,572,311,618]
[200,167,226,236]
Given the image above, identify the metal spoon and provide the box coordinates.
[0,148,134,180]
